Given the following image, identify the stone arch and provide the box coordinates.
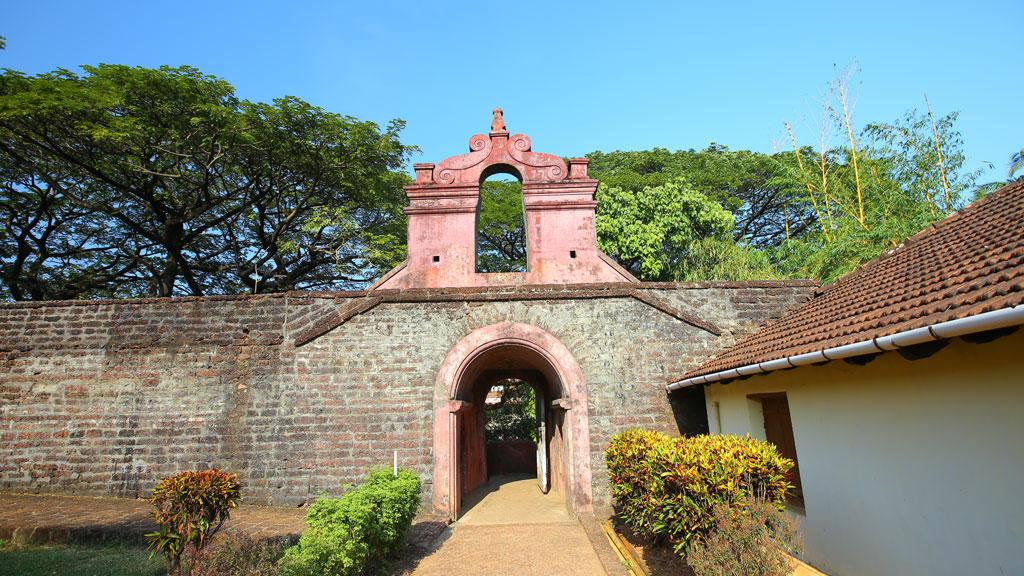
[432,321,593,519]
[480,162,523,183]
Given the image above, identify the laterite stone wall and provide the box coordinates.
[0,282,814,513]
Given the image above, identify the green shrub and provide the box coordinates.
[606,430,792,553]
[686,494,802,576]
[188,530,288,576]
[145,469,242,575]
[278,469,421,576]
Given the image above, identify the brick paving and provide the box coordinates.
[0,492,307,545]
[0,490,451,564]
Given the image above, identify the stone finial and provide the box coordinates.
[414,163,435,184]
[491,108,506,132]
[569,158,590,180]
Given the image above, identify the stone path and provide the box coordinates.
[409,476,619,576]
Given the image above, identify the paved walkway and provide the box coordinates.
[410,476,615,576]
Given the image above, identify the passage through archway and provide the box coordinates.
[454,363,561,510]
[482,376,539,480]
[452,349,565,518]
[433,322,593,520]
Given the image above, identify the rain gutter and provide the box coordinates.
[666,304,1024,392]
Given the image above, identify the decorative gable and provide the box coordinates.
[376,109,635,289]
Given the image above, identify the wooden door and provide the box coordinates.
[760,394,803,501]
[535,394,549,493]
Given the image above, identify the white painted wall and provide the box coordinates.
[703,330,1024,576]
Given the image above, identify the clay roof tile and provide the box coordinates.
[678,178,1024,380]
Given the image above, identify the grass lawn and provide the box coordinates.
[0,543,166,576]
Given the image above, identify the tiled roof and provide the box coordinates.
[677,178,1024,381]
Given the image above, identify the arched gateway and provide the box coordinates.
[366,109,806,519]
[433,322,592,519]
[381,109,620,518]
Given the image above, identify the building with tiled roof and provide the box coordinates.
[667,178,1024,576]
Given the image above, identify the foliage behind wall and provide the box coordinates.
[0,64,1004,299]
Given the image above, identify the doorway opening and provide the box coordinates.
[483,378,539,479]
[434,322,593,521]
[451,351,569,519]
[751,392,804,509]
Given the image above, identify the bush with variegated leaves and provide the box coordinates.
[687,493,802,576]
[145,469,242,575]
[606,430,793,554]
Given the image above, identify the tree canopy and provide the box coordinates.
[594,177,776,281]
[0,63,999,299]
[0,64,413,300]
[770,91,986,282]
[588,146,815,249]
[587,90,989,283]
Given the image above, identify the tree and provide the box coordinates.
[1010,149,1024,178]
[777,79,983,283]
[0,65,413,299]
[675,237,777,283]
[863,109,979,216]
[0,152,137,300]
[585,147,798,281]
[587,82,984,285]
[217,97,410,293]
[484,380,537,443]
[595,178,776,281]
[588,146,816,249]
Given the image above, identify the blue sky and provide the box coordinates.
[4,1,1021,183]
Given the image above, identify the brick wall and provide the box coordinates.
[0,282,815,512]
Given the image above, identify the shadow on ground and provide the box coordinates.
[391,517,452,575]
